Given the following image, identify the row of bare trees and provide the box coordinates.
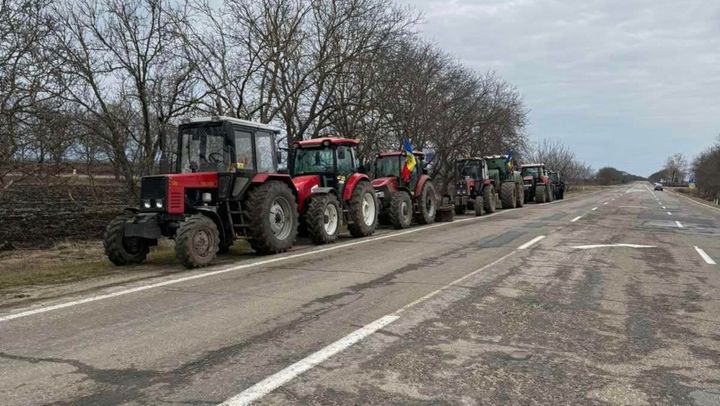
[1,0,528,194]
[692,137,720,201]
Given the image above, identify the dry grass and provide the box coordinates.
[0,240,178,291]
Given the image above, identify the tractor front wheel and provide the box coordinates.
[536,185,547,203]
[500,182,516,209]
[483,186,497,213]
[389,191,413,229]
[515,183,524,207]
[347,181,378,237]
[175,214,220,268]
[415,181,437,224]
[474,196,484,216]
[104,213,149,266]
[245,181,298,254]
[306,194,340,244]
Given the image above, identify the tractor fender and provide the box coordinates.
[251,173,298,195]
[483,179,494,186]
[193,207,230,248]
[414,174,432,197]
[538,175,551,185]
[342,173,371,202]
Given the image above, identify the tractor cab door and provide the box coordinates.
[334,144,356,196]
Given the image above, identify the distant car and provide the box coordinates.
[654,183,663,191]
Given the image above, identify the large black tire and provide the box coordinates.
[245,181,298,254]
[175,214,220,268]
[306,194,340,245]
[516,183,524,207]
[347,181,378,238]
[500,182,516,209]
[104,213,149,266]
[474,196,484,216]
[536,185,547,203]
[389,191,413,229]
[548,185,555,202]
[415,181,437,225]
[483,185,497,213]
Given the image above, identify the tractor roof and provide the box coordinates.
[457,157,485,162]
[294,137,359,147]
[378,151,425,158]
[184,115,282,133]
[521,163,545,168]
[483,154,510,160]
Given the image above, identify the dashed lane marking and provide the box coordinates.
[592,207,598,211]
[675,221,684,228]
[695,247,717,265]
[518,235,546,250]
[571,216,582,222]
[571,244,656,249]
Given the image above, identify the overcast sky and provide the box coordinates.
[398,0,720,176]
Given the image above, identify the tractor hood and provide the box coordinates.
[292,174,321,212]
[371,177,397,189]
[140,172,219,214]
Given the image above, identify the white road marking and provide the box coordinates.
[603,202,608,205]
[571,216,582,222]
[220,315,400,406]
[619,205,646,208]
[571,244,656,249]
[592,207,598,211]
[672,190,720,212]
[675,221,684,228]
[662,206,666,209]
[667,211,672,216]
[518,235,546,250]
[695,247,717,265]
[221,249,521,405]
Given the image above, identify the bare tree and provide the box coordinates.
[663,152,688,184]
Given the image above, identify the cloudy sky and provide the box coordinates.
[397,0,720,176]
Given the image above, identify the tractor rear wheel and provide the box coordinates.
[483,186,497,213]
[389,191,413,229]
[306,194,340,244]
[516,183,524,207]
[175,214,220,268]
[500,182,516,209]
[104,213,149,266]
[535,185,547,203]
[415,181,437,224]
[245,181,298,254]
[347,181,378,237]
[474,197,484,216]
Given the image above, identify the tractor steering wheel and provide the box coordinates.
[208,152,224,164]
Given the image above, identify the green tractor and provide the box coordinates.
[483,154,525,209]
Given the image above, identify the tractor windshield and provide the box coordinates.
[180,124,232,173]
[374,156,401,178]
[522,167,540,178]
[457,161,481,179]
[293,147,334,175]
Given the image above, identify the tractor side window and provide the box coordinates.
[233,130,254,170]
[255,132,276,172]
[336,145,353,175]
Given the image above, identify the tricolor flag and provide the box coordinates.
[400,138,416,182]
[504,150,513,170]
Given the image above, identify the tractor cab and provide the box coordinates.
[105,116,299,269]
[521,163,553,203]
[288,138,378,244]
[372,151,436,229]
[455,158,488,194]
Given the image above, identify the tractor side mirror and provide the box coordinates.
[358,164,368,174]
[276,151,283,165]
[337,147,346,160]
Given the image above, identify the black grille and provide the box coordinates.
[141,176,167,200]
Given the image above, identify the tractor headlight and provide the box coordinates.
[202,192,212,203]
[155,199,163,209]
[376,191,385,198]
[143,199,151,209]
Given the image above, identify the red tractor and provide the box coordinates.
[103,116,299,269]
[521,163,554,203]
[372,151,437,228]
[289,138,378,244]
[452,158,497,216]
